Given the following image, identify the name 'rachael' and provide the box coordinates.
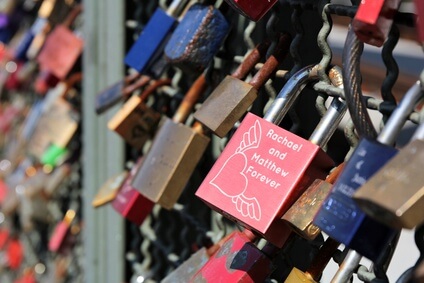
[266,129,303,152]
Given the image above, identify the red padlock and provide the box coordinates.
[224,0,278,22]
[48,209,76,253]
[415,0,424,46]
[111,157,154,225]
[6,238,23,270]
[196,66,335,247]
[190,230,276,282]
[352,0,402,46]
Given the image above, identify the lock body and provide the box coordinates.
[190,231,272,283]
[131,117,210,209]
[37,25,83,79]
[352,0,402,46]
[354,139,424,229]
[224,0,277,21]
[285,268,317,283]
[124,8,177,74]
[193,76,258,138]
[313,139,398,261]
[92,171,128,208]
[165,4,229,73]
[162,248,210,283]
[112,158,155,225]
[196,113,333,247]
[108,95,161,150]
[282,179,332,240]
[95,80,125,114]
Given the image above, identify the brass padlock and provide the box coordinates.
[131,74,208,209]
[353,81,424,229]
[282,163,345,240]
[107,79,169,150]
[92,171,128,208]
[193,34,291,137]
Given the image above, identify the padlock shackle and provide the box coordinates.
[62,4,82,29]
[139,78,172,101]
[122,76,151,98]
[173,74,207,124]
[263,65,316,124]
[167,0,189,18]
[377,80,424,145]
[306,238,340,281]
[248,33,291,90]
[309,97,347,148]
[231,41,270,80]
[331,250,362,283]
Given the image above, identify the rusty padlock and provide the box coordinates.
[196,65,336,247]
[282,163,345,240]
[95,73,150,115]
[190,230,277,283]
[353,82,424,229]
[112,157,155,225]
[164,3,230,73]
[194,33,291,138]
[352,0,402,47]
[131,43,269,210]
[107,78,170,150]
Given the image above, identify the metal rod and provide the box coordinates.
[331,250,362,283]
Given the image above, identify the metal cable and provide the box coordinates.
[342,26,378,139]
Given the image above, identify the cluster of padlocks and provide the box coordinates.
[0,0,423,282]
[0,0,83,282]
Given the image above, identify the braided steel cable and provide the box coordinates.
[342,26,378,139]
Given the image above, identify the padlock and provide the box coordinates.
[48,209,76,253]
[352,0,402,47]
[353,81,424,229]
[28,96,78,164]
[43,163,71,198]
[36,4,83,83]
[6,238,23,270]
[112,157,155,225]
[282,162,345,241]
[224,0,278,22]
[161,233,234,283]
[193,33,291,138]
[190,230,275,283]
[124,0,189,74]
[130,44,269,209]
[130,74,208,209]
[95,74,150,115]
[313,79,423,262]
[92,171,128,208]
[107,79,170,150]
[196,65,336,247]
[285,238,339,283]
[416,0,424,47]
[164,3,230,73]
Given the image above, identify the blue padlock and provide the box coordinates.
[124,0,188,74]
[164,4,230,73]
[313,139,397,261]
[313,81,423,262]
